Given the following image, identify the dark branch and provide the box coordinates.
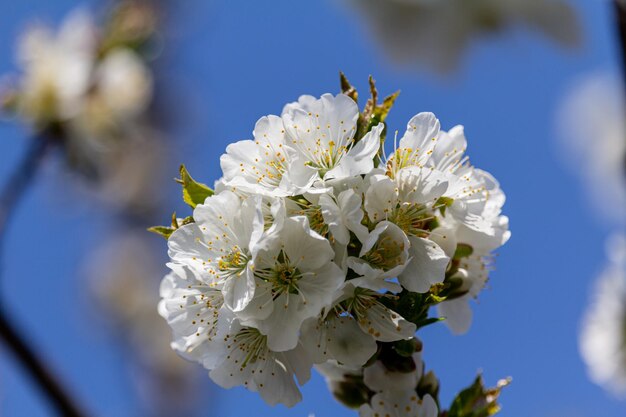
[614,1,626,88]
[0,135,89,417]
[612,0,626,180]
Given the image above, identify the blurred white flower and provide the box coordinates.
[96,48,153,119]
[15,10,96,125]
[4,6,157,181]
[580,234,626,397]
[346,0,580,73]
[557,73,626,227]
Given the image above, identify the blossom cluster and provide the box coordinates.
[158,89,510,413]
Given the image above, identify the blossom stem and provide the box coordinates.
[0,134,89,417]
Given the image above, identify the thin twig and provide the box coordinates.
[0,134,88,417]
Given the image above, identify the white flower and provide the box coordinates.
[360,349,437,417]
[301,314,378,367]
[15,10,96,124]
[348,0,579,73]
[359,392,438,417]
[319,189,370,245]
[167,191,264,312]
[282,93,384,184]
[580,234,626,396]
[220,93,383,196]
[363,352,423,393]
[557,73,626,227]
[95,48,153,121]
[347,221,410,291]
[158,262,227,369]
[364,167,451,292]
[342,286,416,342]
[209,319,312,407]
[238,216,345,351]
[220,115,306,196]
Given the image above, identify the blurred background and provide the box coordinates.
[0,0,624,416]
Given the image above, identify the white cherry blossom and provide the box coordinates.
[209,319,312,407]
[167,191,264,312]
[282,93,384,184]
[359,391,438,417]
[238,216,344,351]
[158,262,227,369]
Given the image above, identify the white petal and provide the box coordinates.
[438,296,473,335]
[358,302,416,342]
[222,263,256,312]
[363,359,419,392]
[398,112,440,155]
[399,237,449,293]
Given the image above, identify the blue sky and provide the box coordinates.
[0,0,622,416]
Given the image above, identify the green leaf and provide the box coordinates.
[177,164,214,208]
[446,375,511,417]
[147,225,176,239]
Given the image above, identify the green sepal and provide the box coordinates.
[177,164,214,208]
[393,338,421,358]
[435,196,454,216]
[148,213,195,240]
[378,342,417,373]
[454,243,474,260]
[446,375,511,417]
[332,376,371,409]
[147,225,176,239]
[414,316,446,330]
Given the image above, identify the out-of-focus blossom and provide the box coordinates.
[557,73,626,227]
[1,4,158,180]
[580,234,626,397]
[87,231,205,417]
[13,10,96,126]
[346,0,580,73]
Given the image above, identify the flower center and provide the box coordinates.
[363,235,405,271]
[385,148,422,178]
[388,203,432,237]
[256,251,303,296]
[231,327,268,367]
[293,202,328,237]
[218,247,250,278]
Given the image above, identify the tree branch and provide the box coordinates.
[0,135,89,417]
